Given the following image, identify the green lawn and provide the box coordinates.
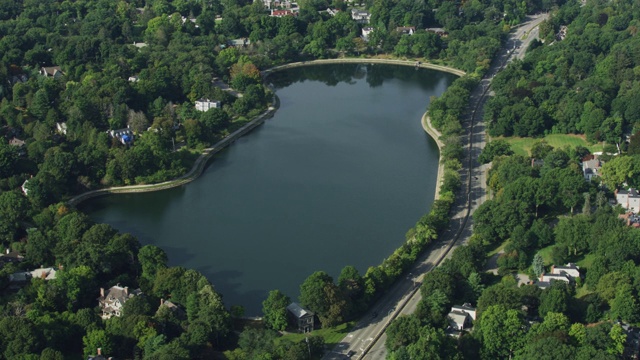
[496,134,604,157]
[487,240,509,257]
[576,253,596,269]
[537,245,554,266]
[277,322,355,349]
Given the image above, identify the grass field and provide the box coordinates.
[495,134,604,157]
[277,322,355,350]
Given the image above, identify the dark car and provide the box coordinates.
[347,350,356,357]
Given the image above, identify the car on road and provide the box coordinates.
[347,350,356,357]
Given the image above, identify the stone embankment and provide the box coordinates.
[262,58,465,77]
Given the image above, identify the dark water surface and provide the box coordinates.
[81,64,456,315]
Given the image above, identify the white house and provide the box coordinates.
[56,122,67,135]
[395,26,415,35]
[551,263,580,279]
[539,273,571,283]
[447,303,476,331]
[195,98,221,111]
[108,128,134,145]
[616,188,640,213]
[128,75,139,82]
[362,27,374,41]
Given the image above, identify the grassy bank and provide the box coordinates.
[498,134,604,156]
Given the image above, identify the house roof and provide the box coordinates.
[0,250,25,262]
[41,66,62,76]
[9,137,25,147]
[618,188,640,197]
[287,302,313,318]
[536,281,551,289]
[448,311,468,327]
[30,267,57,280]
[554,263,579,271]
[451,304,477,320]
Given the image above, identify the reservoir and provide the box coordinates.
[81,64,457,315]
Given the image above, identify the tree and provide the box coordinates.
[479,139,514,164]
[532,253,544,277]
[530,140,553,159]
[83,330,113,359]
[299,271,334,316]
[138,245,168,287]
[386,315,421,351]
[262,290,290,331]
[477,305,526,360]
[610,284,640,323]
[538,281,573,318]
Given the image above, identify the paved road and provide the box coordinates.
[323,13,548,360]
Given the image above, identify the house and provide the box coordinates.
[8,137,25,147]
[351,9,371,24]
[195,98,221,111]
[98,284,143,319]
[551,263,580,279]
[0,249,25,265]
[9,267,57,288]
[56,122,68,135]
[447,303,476,331]
[107,128,134,145]
[616,188,640,213]
[326,8,340,16]
[426,27,448,37]
[531,158,544,167]
[395,26,415,35]
[362,27,374,41]
[157,298,186,319]
[287,302,314,333]
[228,38,251,46]
[270,9,297,17]
[29,267,57,280]
[582,154,602,181]
[556,25,568,41]
[21,178,29,196]
[39,66,64,78]
[539,273,571,283]
[128,75,139,82]
[133,42,147,48]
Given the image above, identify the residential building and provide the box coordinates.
[426,27,448,37]
[228,38,251,46]
[539,273,570,283]
[107,128,134,145]
[21,178,29,196]
[551,263,580,279]
[56,122,68,135]
[326,8,340,16]
[616,188,640,213]
[195,98,221,111]
[361,27,374,41]
[270,9,297,17]
[9,137,25,147]
[87,348,108,360]
[39,66,64,78]
[133,42,147,48]
[351,9,371,24]
[9,267,57,289]
[287,302,314,333]
[447,303,476,331]
[98,285,143,319]
[157,298,186,319]
[395,26,415,35]
[128,75,139,82]
[582,154,603,181]
[531,158,544,167]
[0,249,25,265]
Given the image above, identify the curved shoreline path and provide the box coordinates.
[68,59,463,207]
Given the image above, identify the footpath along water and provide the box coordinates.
[81,64,457,315]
